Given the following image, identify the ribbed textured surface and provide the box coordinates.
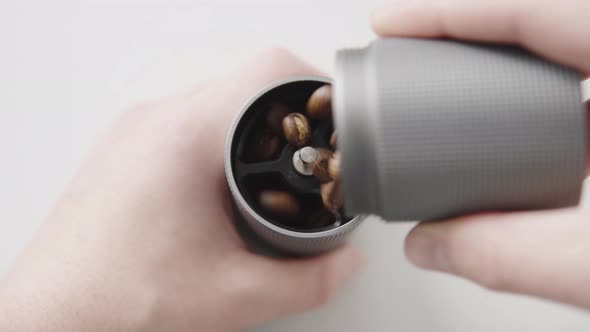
[232,190,363,255]
[338,39,587,221]
[225,164,364,254]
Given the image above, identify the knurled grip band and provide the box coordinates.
[334,38,587,221]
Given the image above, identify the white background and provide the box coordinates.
[1,1,589,331]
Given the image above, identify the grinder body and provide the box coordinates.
[334,38,587,221]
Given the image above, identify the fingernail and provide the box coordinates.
[330,247,365,288]
[405,225,452,272]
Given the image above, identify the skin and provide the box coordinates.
[0,49,363,332]
[371,0,590,310]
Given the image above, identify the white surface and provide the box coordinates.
[1,1,589,331]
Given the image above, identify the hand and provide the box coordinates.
[372,0,590,309]
[0,49,363,332]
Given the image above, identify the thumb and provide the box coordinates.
[239,246,364,325]
[405,208,590,309]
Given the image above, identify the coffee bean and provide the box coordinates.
[259,190,300,217]
[321,180,343,211]
[310,148,333,183]
[282,113,310,147]
[329,131,337,148]
[306,85,332,119]
[328,151,340,181]
[266,102,291,135]
[251,131,280,161]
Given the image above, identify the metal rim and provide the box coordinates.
[224,75,366,239]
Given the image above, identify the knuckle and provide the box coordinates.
[443,230,510,291]
[222,262,262,302]
[309,265,337,308]
[464,254,505,291]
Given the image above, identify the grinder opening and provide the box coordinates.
[230,79,352,232]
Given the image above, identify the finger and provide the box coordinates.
[370,0,590,73]
[405,208,590,309]
[229,246,364,326]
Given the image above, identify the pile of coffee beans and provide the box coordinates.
[253,84,343,227]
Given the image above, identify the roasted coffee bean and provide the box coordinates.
[251,131,280,161]
[329,131,337,148]
[321,180,343,211]
[266,102,291,135]
[306,85,332,119]
[306,209,336,229]
[310,148,333,183]
[328,151,340,181]
[282,113,310,147]
[259,190,300,217]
